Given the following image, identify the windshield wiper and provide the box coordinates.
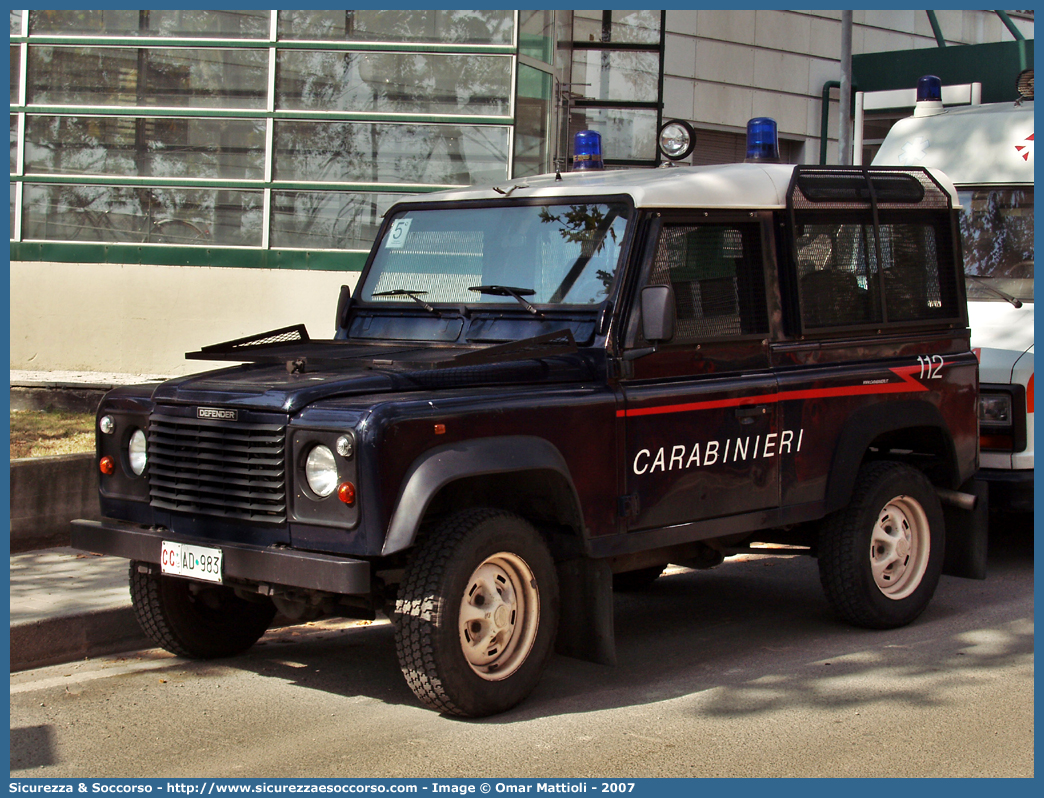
[468,285,543,316]
[967,276,1023,308]
[372,289,443,316]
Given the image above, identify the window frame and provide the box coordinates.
[623,211,775,352]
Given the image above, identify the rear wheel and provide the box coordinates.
[394,508,559,717]
[818,462,944,629]
[129,563,276,658]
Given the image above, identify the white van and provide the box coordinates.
[873,77,1033,512]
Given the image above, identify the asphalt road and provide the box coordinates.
[10,516,1033,779]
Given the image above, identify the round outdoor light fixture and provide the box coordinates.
[657,120,696,161]
[1016,68,1034,100]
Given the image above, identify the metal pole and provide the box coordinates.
[838,10,853,165]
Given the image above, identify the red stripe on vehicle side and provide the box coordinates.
[616,365,928,418]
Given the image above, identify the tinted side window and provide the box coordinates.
[795,216,959,329]
[646,223,768,342]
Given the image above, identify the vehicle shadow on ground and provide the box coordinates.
[176,517,1033,722]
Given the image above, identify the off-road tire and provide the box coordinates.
[818,461,945,629]
[394,508,559,717]
[129,563,276,658]
[612,564,665,591]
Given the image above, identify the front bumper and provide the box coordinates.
[71,519,371,595]
[975,468,1034,513]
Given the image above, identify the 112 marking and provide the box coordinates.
[916,354,944,379]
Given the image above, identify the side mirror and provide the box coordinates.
[335,284,352,330]
[640,285,675,344]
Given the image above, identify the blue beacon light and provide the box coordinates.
[572,130,604,171]
[745,117,780,163]
[914,75,944,117]
[917,75,942,102]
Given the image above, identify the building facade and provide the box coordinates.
[9,9,1033,374]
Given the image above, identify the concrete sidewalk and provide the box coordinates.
[10,548,150,672]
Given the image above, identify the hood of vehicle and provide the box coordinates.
[150,341,596,413]
[968,301,1034,384]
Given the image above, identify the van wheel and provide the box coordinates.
[818,462,944,629]
[129,563,276,658]
[394,509,559,717]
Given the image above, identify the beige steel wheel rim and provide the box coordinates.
[870,495,931,600]
[458,552,540,681]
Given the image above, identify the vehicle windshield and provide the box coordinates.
[959,188,1034,303]
[360,201,631,307]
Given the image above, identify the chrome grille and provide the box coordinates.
[147,412,287,524]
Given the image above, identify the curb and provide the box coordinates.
[10,608,151,672]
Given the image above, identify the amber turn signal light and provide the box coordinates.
[99,456,116,476]
[337,482,356,505]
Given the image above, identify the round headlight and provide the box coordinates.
[128,428,147,476]
[658,119,696,161]
[305,445,338,498]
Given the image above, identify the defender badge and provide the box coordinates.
[197,407,238,421]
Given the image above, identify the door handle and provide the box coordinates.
[735,405,768,424]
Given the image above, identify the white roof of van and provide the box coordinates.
[409,161,958,210]
[872,101,1034,186]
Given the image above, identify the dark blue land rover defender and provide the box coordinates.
[73,161,986,717]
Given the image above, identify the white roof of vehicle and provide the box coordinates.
[409,161,959,210]
[872,101,1034,186]
[417,162,795,209]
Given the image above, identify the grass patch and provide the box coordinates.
[10,409,96,459]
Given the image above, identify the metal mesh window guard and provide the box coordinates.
[648,223,768,342]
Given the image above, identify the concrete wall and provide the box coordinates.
[10,454,99,552]
[10,261,361,375]
[662,9,1034,164]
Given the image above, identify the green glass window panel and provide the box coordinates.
[274,121,508,185]
[276,51,510,116]
[571,50,660,103]
[278,10,512,44]
[27,47,268,109]
[11,45,20,104]
[10,183,15,239]
[10,115,17,173]
[574,10,661,45]
[11,10,22,35]
[22,183,263,246]
[519,11,554,63]
[24,116,266,180]
[514,66,552,178]
[28,10,270,38]
[270,190,411,250]
[571,107,658,162]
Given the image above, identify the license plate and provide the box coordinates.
[161,541,223,584]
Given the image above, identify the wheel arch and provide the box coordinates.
[824,401,960,513]
[382,436,584,556]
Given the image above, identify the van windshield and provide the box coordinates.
[959,188,1034,302]
[360,201,631,308]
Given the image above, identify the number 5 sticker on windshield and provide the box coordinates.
[386,218,412,249]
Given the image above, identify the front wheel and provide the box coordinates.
[129,563,276,658]
[394,508,559,717]
[817,462,945,629]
